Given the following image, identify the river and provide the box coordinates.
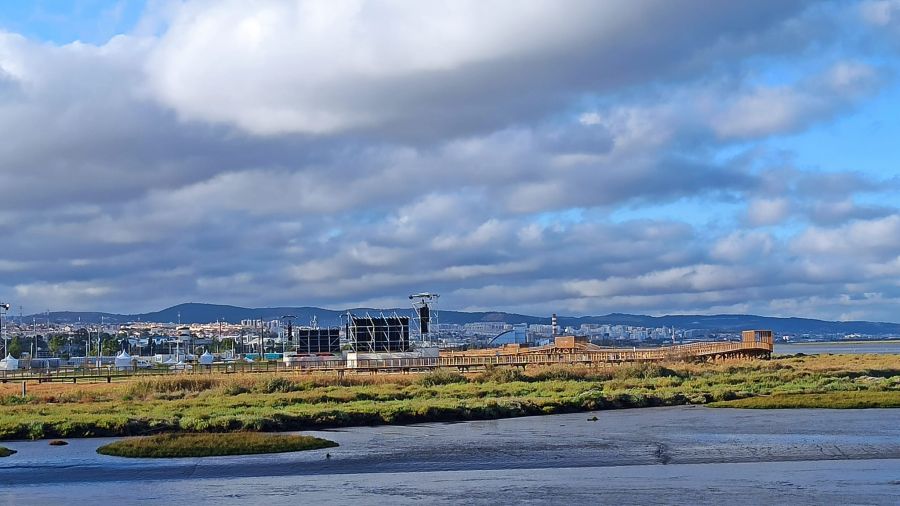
[774,340,900,355]
[1,406,898,504]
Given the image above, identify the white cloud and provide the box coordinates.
[711,232,776,262]
[746,198,792,226]
[792,214,900,257]
[710,61,880,139]
[2,0,900,323]
[578,112,602,126]
[861,0,900,26]
[142,0,815,137]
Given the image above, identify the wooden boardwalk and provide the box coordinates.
[0,337,773,382]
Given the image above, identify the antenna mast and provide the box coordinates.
[409,292,439,345]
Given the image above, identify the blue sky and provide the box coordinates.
[0,0,145,44]
[1,0,900,321]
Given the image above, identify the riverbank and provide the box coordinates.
[0,354,896,440]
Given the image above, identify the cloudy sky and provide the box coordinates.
[1,1,900,320]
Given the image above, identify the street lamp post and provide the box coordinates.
[97,316,106,368]
[0,303,9,356]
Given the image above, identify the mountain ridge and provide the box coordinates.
[16,302,900,335]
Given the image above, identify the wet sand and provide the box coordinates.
[775,341,900,355]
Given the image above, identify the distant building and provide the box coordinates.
[490,324,528,346]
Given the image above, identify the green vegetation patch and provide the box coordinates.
[710,390,900,409]
[1,354,897,440]
[0,446,15,457]
[96,432,338,458]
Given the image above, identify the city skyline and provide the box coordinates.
[2,1,900,321]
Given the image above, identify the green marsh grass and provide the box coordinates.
[0,354,896,440]
[710,390,900,409]
[96,432,337,458]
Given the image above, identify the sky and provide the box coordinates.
[1,1,900,320]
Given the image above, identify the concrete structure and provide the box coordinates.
[346,347,439,369]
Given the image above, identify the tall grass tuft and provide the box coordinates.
[476,366,525,383]
[417,369,467,386]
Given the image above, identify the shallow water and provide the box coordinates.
[1,406,899,504]
[775,341,900,355]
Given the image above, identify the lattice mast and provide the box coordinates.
[409,292,439,345]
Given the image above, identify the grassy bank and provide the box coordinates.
[0,354,897,440]
[711,390,900,409]
[0,446,15,457]
[97,433,337,458]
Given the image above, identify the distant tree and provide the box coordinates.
[7,337,22,358]
[100,335,119,356]
[74,328,90,352]
[49,335,68,356]
[218,338,235,353]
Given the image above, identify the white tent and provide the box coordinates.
[114,351,133,370]
[163,356,177,365]
[199,351,214,365]
[0,354,19,371]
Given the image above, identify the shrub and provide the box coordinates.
[417,369,467,386]
[613,363,680,380]
[0,395,35,406]
[257,377,301,394]
[528,365,588,382]
[476,366,525,383]
[127,377,220,398]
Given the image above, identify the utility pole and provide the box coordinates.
[258,321,263,356]
[0,303,9,356]
[96,315,109,368]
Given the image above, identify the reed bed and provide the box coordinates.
[0,354,896,440]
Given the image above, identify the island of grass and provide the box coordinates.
[0,446,15,457]
[710,390,900,409]
[97,432,338,458]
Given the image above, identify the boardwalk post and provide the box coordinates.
[21,381,26,397]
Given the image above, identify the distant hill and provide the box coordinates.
[22,302,900,336]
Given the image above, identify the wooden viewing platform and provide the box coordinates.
[0,331,774,382]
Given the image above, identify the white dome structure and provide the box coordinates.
[0,354,19,371]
